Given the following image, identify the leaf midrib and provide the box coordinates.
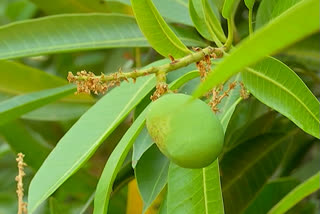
[202,168,209,214]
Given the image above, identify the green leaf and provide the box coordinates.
[135,144,169,213]
[222,0,241,18]
[0,14,204,60]
[94,69,202,213]
[132,127,153,168]
[290,142,320,181]
[0,85,76,126]
[131,0,191,58]
[4,0,37,22]
[193,0,320,98]
[0,120,51,170]
[268,172,320,214]
[28,76,156,214]
[243,178,300,214]
[224,108,275,152]
[105,0,131,6]
[167,160,224,214]
[0,60,92,121]
[256,0,301,29]
[212,0,225,11]
[189,0,226,44]
[0,60,66,94]
[242,57,320,138]
[244,0,255,9]
[30,0,132,15]
[94,109,147,214]
[220,132,293,214]
[153,0,193,26]
[33,0,193,26]
[21,103,91,121]
[158,192,168,214]
[277,33,320,71]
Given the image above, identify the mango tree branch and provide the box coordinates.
[68,46,224,95]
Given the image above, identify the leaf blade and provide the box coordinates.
[0,85,76,126]
[131,0,191,58]
[222,0,241,18]
[0,14,204,60]
[221,132,294,214]
[167,160,224,214]
[28,76,156,213]
[135,145,169,213]
[189,0,226,44]
[242,57,320,138]
[244,0,255,9]
[268,172,320,214]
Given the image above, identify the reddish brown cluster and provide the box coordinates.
[196,54,212,81]
[193,47,224,81]
[67,70,129,95]
[209,82,237,113]
[68,71,108,94]
[150,82,169,101]
[240,82,250,99]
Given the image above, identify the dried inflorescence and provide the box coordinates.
[68,71,108,94]
[16,153,27,214]
[67,70,130,95]
[209,82,237,113]
[150,82,169,101]
[194,47,224,81]
[196,55,212,81]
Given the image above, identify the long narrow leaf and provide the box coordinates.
[131,0,191,58]
[94,110,147,214]
[0,60,92,121]
[255,0,301,29]
[135,145,169,213]
[189,0,226,44]
[28,76,156,213]
[168,160,224,214]
[0,85,76,126]
[193,0,320,98]
[0,14,204,60]
[243,178,300,214]
[244,0,255,9]
[242,57,319,138]
[221,132,294,214]
[222,0,241,18]
[268,172,320,214]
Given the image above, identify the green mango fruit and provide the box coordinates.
[146,93,224,168]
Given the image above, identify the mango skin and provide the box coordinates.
[146,93,224,168]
